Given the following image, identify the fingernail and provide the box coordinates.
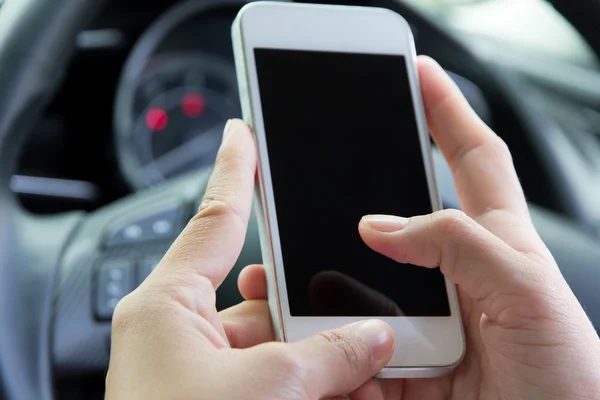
[363,215,408,233]
[352,320,394,361]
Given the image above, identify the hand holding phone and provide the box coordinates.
[103,4,600,400]
[105,59,600,400]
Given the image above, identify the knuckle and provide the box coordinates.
[111,292,144,335]
[157,273,216,316]
[391,247,412,264]
[255,344,311,399]
[317,329,367,371]
[262,344,307,383]
[431,209,474,273]
[481,136,514,166]
[489,136,512,159]
[195,194,244,225]
[433,209,471,238]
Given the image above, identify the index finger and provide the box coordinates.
[159,119,257,288]
[418,56,529,220]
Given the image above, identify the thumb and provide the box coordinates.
[249,320,394,399]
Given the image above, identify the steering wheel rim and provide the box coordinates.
[0,1,599,399]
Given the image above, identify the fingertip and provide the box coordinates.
[361,215,409,234]
[358,216,382,239]
[357,221,378,250]
[219,300,274,348]
[223,118,251,138]
[219,118,256,162]
[358,218,401,263]
[417,56,458,114]
[290,320,394,397]
[417,54,440,73]
[351,320,395,363]
[238,264,268,300]
[350,379,385,400]
[416,55,442,83]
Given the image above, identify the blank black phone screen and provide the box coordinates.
[254,48,450,317]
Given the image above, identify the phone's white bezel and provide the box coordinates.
[232,1,465,378]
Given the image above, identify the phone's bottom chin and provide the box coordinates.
[376,364,457,379]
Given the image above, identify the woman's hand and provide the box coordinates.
[105,119,395,400]
[354,57,600,400]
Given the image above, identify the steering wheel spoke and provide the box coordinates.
[0,209,82,399]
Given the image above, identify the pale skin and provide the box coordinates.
[105,56,600,400]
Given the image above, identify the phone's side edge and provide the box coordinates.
[377,363,458,379]
[231,14,286,344]
[404,24,467,374]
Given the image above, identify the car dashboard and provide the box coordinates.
[15,0,600,240]
[15,0,497,213]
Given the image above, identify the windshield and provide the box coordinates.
[404,0,597,68]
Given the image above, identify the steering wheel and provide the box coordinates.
[1,0,600,398]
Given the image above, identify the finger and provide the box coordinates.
[417,56,529,221]
[375,380,405,399]
[359,210,558,323]
[282,320,393,398]
[350,379,385,400]
[238,264,267,300]
[219,300,274,348]
[159,119,257,288]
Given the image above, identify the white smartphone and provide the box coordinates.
[232,1,465,378]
